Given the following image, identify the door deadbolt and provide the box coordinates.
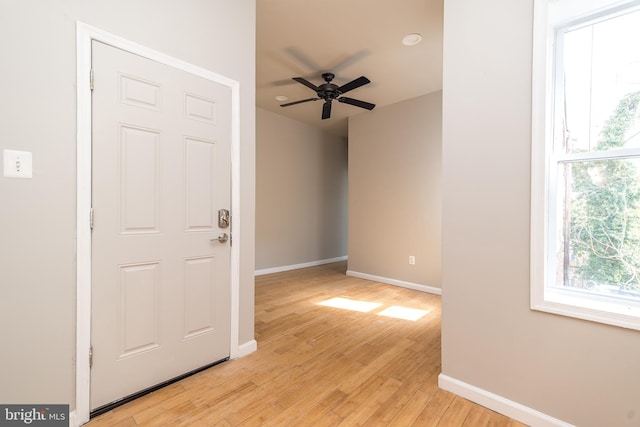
[218,209,230,228]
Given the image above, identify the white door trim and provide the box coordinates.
[75,22,241,426]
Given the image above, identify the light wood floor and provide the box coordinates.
[87,262,527,426]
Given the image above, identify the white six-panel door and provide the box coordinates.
[90,41,232,409]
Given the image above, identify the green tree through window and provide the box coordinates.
[568,92,640,296]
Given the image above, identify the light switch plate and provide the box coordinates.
[3,149,33,178]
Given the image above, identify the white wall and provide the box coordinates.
[256,108,348,271]
[0,0,255,410]
[348,93,442,289]
[441,1,640,426]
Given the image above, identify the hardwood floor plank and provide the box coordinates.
[86,262,527,427]
[461,405,492,426]
[486,410,517,427]
[386,370,442,426]
[234,403,282,427]
[292,388,348,425]
[337,337,415,395]
[362,356,442,426]
[337,376,403,425]
[411,388,457,427]
[438,396,474,427]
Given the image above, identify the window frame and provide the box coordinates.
[531,0,640,331]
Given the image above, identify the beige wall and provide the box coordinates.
[0,0,255,409]
[256,108,348,270]
[348,93,442,288]
[441,1,640,426]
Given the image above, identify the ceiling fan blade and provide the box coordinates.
[271,73,319,87]
[284,47,322,72]
[280,98,319,107]
[322,101,332,120]
[331,50,371,73]
[337,76,370,94]
[338,97,376,110]
[292,77,319,91]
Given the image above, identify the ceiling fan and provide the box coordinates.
[280,72,376,120]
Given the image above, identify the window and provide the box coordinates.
[532,0,640,330]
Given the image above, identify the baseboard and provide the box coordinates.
[255,256,347,276]
[346,270,442,295]
[69,409,78,427]
[237,339,257,358]
[438,374,574,427]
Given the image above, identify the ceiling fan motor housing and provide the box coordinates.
[318,72,339,101]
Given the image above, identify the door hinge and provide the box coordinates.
[89,345,94,368]
[90,69,94,91]
[89,208,94,230]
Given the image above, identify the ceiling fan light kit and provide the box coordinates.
[280,72,376,120]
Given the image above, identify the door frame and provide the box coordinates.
[75,22,241,425]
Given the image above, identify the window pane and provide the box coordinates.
[560,8,640,154]
[556,159,640,300]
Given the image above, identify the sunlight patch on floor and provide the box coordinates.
[377,306,429,321]
[317,298,429,321]
[317,297,382,313]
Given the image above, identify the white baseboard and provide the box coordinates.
[438,374,574,427]
[346,270,442,295]
[255,256,347,276]
[237,339,257,358]
[69,410,77,427]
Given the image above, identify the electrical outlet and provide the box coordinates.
[409,256,415,265]
[3,149,32,179]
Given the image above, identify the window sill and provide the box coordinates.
[532,289,640,331]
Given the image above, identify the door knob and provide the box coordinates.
[212,233,229,244]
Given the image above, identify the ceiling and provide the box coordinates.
[256,0,444,137]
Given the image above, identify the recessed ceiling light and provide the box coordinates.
[275,95,288,101]
[402,33,423,46]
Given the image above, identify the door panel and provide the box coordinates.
[183,256,217,337]
[185,138,217,230]
[119,125,161,233]
[119,262,160,356]
[90,41,231,410]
